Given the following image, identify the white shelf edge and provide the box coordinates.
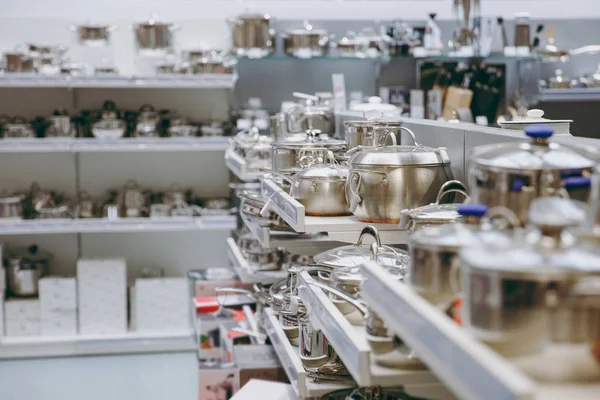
[261,178,409,244]
[0,137,230,153]
[0,330,195,359]
[297,272,441,388]
[0,73,237,89]
[0,216,236,235]
[360,260,536,400]
[226,238,287,284]
[264,308,351,398]
[224,148,265,182]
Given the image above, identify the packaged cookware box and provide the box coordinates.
[39,276,77,336]
[4,299,40,337]
[198,365,240,400]
[133,277,190,333]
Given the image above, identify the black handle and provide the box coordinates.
[103,100,117,110]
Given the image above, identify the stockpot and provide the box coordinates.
[343,120,403,150]
[5,244,51,297]
[399,180,469,232]
[468,125,600,225]
[69,24,116,46]
[245,246,286,272]
[3,52,34,73]
[3,116,35,138]
[285,105,335,136]
[282,23,330,58]
[237,189,292,231]
[134,16,179,52]
[271,130,346,174]
[47,108,76,137]
[460,197,600,357]
[347,127,453,223]
[228,13,275,58]
[271,152,350,216]
[0,192,24,219]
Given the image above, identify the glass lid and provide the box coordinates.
[314,243,407,269]
[350,144,450,167]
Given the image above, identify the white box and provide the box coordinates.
[5,299,40,337]
[39,276,77,311]
[77,259,127,335]
[0,294,4,337]
[41,309,77,336]
[134,277,190,332]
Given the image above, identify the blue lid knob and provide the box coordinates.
[525,125,553,139]
[564,176,591,189]
[457,204,488,217]
[512,179,524,192]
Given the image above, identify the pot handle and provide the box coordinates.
[435,180,467,204]
[485,206,521,230]
[379,126,419,147]
[436,189,470,205]
[293,92,319,103]
[305,280,367,316]
[348,171,362,213]
[356,225,382,248]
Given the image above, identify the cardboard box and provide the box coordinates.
[134,277,190,333]
[4,299,40,337]
[196,313,240,363]
[41,309,77,336]
[198,366,240,400]
[77,259,127,335]
[39,276,77,310]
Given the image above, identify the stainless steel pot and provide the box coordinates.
[0,192,23,220]
[246,246,286,272]
[271,130,346,174]
[460,197,600,357]
[46,108,76,137]
[69,24,115,45]
[3,52,34,73]
[469,125,600,225]
[238,190,291,231]
[347,127,453,223]
[228,13,275,58]
[119,180,146,218]
[134,16,179,52]
[272,153,350,216]
[3,116,35,138]
[76,190,95,218]
[5,245,51,297]
[282,23,330,58]
[298,311,338,370]
[135,104,160,137]
[343,120,403,150]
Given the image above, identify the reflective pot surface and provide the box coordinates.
[229,14,275,57]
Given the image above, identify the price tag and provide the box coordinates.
[332,73,347,112]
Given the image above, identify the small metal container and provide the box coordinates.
[3,52,34,73]
[246,247,286,272]
[134,16,179,52]
[228,13,275,58]
[5,245,51,297]
[69,24,115,46]
[282,23,330,58]
[0,193,23,220]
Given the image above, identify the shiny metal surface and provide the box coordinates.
[0,194,23,219]
[134,20,177,51]
[47,111,75,137]
[6,246,50,297]
[229,14,275,57]
[71,24,114,44]
[298,312,336,370]
[4,117,35,138]
[271,136,346,173]
[282,27,329,58]
[246,247,286,271]
[4,52,34,73]
[343,120,403,150]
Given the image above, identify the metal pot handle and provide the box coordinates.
[435,180,467,203]
[305,280,367,316]
[348,171,362,212]
[379,126,419,147]
[356,225,382,248]
[436,189,470,204]
[485,206,521,230]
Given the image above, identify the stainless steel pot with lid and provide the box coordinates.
[282,22,330,58]
[69,23,116,46]
[134,15,179,52]
[347,127,453,223]
[271,130,346,174]
[6,244,52,297]
[228,12,275,58]
[343,119,403,150]
[469,125,600,225]
[460,197,600,357]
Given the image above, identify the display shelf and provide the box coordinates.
[0,330,195,359]
[242,217,343,256]
[0,137,230,153]
[261,179,408,244]
[263,308,352,398]
[297,272,443,389]
[226,238,287,284]
[0,216,236,235]
[537,88,600,102]
[0,73,237,89]
[225,148,265,182]
[359,261,537,400]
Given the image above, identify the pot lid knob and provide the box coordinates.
[526,109,544,119]
[564,176,592,190]
[525,124,553,139]
[28,244,39,255]
[457,203,488,218]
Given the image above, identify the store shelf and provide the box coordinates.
[0,216,236,235]
[226,238,287,284]
[225,148,265,182]
[0,330,195,359]
[263,308,352,398]
[0,137,230,153]
[261,179,409,244]
[0,73,237,89]
[538,88,600,102]
[297,271,443,389]
[359,261,536,400]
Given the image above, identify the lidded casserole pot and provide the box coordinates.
[469,125,600,225]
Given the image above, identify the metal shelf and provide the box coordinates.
[0,73,237,89]
[537,88,600,102]
[224,148,265,182]
[0,216,236,235]
[0,137,230,153]
[264,308,351,398]
[0,330,195,359]
[226,238,287,284]
[297,272,443,390]
[261,179,409,244]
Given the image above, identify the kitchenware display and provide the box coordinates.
[272,152,350,216]
[191,52,236,74]
[399,180,469,232]
[3,52,34,73]
[498,109,572,135]
[134,15,179,53]
[336,32,361,57]
[5,244,51,297]
[546,69,571,89]
[282,22,330,58]
[297,309,339,369]
[245,246,286,272]
[319,387,416,400]
[469,125,599,225]
[343,119,403,150]
[460,197,600,357]
[349,96,399,113]
[167,117,198,137]
[514,12,531,48]
[347,127,453,223]
[118,180,147,218]
[46,108,76,137]
[3,116,36,138]
[355,27,391,58]
[228,12,275,58]
[271,130,346,174]
[134,104,160,137]
[92,100,125,139]
[0,191,24,220]
[200,122,225,137]
[238,190,292,232]
[76,190,95,218]
[69,23,115,46]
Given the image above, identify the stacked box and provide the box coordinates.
[77,259,127,335]
[39,276,77,336]
[4,299,40,336]
[134,277,190,332]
